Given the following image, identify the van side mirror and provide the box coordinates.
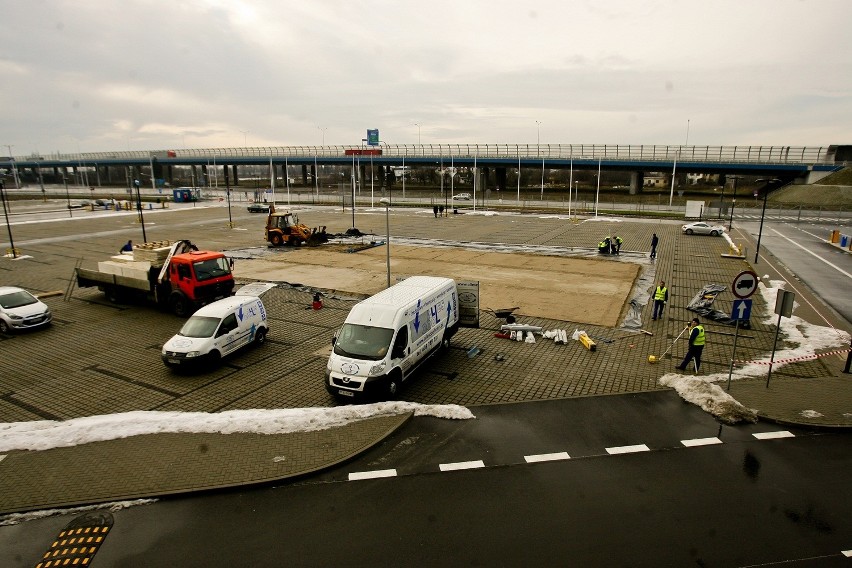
[331,336,337,346]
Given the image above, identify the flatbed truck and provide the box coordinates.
[75,239,235,316]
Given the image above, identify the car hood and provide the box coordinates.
[4,301,49,318]
[163,335,210,352]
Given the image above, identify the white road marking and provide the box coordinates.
[732,226,847,337]
[680,437,723,447]
[606,444,650,455]
[439,460,485,471]
[770,228,852,279]
[348,469,398,481]
[753,431,795,440]
[842,549,852,557]
[524,452,571,463]
[0,455,5,464]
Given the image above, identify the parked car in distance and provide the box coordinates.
[452,193,472,200]
[247,203,270,213]
[0,286,53,333]
[682,222,725,236]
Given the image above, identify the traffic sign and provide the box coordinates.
[731,298,752,321]
[732,270,758,299]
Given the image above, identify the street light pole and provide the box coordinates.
[134,179,147,243]
[239,130,249,147]
[754,178,780,264]
[727,175,741,231]
[380,197,391,287]
[5,145,20,189]
[64,171,72,218]
[535,121,541,157]
[318,127,327,146]
[0,180,16,258]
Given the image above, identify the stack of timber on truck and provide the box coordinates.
[75,239,235,316]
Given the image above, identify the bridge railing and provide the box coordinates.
[21,144,834,165]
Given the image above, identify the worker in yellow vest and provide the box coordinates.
[677,318,706,372]
[652,281,668,321]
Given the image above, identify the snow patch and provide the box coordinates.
[800,410,824,418]
[0,403,475,452]
[659,374,758,425]
[582,217,622,223]
[657,278,850,423]
[0,499,156,526]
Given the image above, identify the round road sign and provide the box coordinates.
[732,270,759,299]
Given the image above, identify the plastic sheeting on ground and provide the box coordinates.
[686,283,750,328]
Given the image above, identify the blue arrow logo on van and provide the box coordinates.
[413,299,421,333]
[238,304,244,321]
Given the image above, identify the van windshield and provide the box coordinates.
[334,323,393,361]
[178,316,220,338]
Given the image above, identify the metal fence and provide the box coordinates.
[25,144,837,166]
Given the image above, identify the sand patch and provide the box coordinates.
[235,245,639,327]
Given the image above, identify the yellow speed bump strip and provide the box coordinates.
[36,512,113,567]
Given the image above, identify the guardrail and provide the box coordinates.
[7,144,837,165]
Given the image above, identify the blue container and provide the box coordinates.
[840,235,850,247]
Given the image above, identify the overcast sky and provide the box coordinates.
[2,0,851,155]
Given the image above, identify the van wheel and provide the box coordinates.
[442,323,459,349]
[254,327,267,346]
[207,350,221,367]
[386,372,401,400]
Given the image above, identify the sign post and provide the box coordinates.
[766,289,795,387]
[726,270,758,391]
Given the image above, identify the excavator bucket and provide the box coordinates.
[305,226,329,246]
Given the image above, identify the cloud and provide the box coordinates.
[2,0,852,152]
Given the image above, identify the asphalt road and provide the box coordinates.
[735,220,852,326]
[3,393,850,567]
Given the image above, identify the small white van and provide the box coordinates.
[326,276,460,401]
[161,293,268,368]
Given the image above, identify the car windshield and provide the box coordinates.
[333,323,394,361]
[0,290,38,309]
[178,316,221,338]
[193,257,231,282]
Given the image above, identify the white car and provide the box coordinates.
[682,222,725,236]
[0,286,53,333]
[452,193,472,200]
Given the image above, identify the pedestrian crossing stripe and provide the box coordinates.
[347,431,797,479]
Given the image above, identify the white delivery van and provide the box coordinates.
[161,293,268,369]
[326,276,460,401]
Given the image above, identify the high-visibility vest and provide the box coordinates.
[693,325,705,346]
[654,286,667,301]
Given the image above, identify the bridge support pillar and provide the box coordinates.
[496,167,507,192]
[630,171,644,195]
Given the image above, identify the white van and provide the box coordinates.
[326,276,460,401]
[161,294,268,368]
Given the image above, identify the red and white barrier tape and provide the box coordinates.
[735,348,852,366]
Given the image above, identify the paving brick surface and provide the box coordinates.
[0,203,849,514]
